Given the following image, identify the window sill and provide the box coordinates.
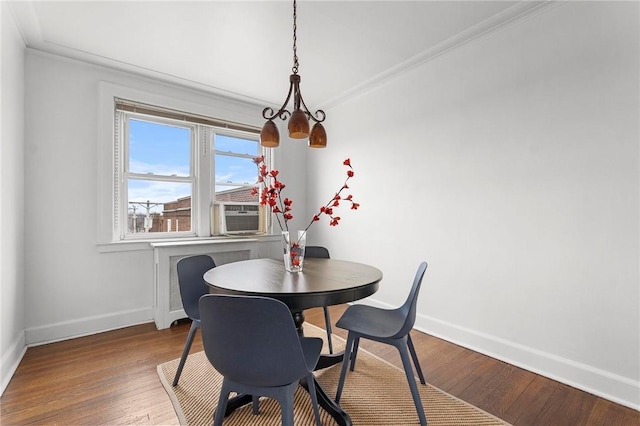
[96,234,281,253]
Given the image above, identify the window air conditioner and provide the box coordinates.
[212,203,262,235]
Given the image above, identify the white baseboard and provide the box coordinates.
[1,331,27,397]
[357,298,639,410]
[415,314,640,411]
[24,307,154,346]
[2,307,153,396]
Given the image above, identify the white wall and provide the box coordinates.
[1,2,26,395]
[21,51,305,344]
[311,2,639,408]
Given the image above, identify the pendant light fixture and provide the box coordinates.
[260,0,327,148]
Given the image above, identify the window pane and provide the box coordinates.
[215,155,258,187]
[215,134,259,155]
[214,133,260,203]
[127,179,192,233]
[129,119,191,176]
[215,184,259,203]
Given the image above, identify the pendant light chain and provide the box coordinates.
[260,0,327,148]
[292,0,299,74]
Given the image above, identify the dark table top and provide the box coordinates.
[203,257,383,311]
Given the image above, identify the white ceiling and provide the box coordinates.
[9,1,548,109]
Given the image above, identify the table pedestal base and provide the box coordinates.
[301,374,351,426]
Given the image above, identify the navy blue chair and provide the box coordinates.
[172,255,216,387]
[305,245,335,353]
[335,261,429,426]
[199,294,323,426]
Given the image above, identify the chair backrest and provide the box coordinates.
[199,294,317,387]
[305,246,330,259]
[176,255,216,321]
[395,261,428,338]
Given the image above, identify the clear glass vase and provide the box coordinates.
[282,230,307,272]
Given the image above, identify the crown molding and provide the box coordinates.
[320,0,559,110]
[9,0,268,107]
[9,0,559,112]
[6,1,42,46]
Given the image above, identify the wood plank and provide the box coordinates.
[476,363,536,419]
[1,306,637,426]
[526,380,572,425]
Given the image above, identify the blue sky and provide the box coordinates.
[127,119,259,214]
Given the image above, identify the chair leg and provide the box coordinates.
[335,333,356,403]
[407,333,426,384]
[397,342,428,426]
[172,320,199,386]
[306,374,322,426]
[323,305,334,354]
[349,337,360,371]
[252,395,260,415]
[275,383,298,426]
[213,381,231,426]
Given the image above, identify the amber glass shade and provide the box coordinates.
[260,120,280,147]
[309,123,327,148]
[288,108,310,139]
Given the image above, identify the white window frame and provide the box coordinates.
[117,111,198,240]
[212,129,264,200]
[97,82,269,247]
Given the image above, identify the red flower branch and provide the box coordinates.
[251,156,360,237]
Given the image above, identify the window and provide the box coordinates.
[124,117,194,236]
[214,134,260,197]
[113,99,266,241]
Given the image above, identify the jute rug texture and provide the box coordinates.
[157,324,509,425]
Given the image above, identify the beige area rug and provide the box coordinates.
[158,324,510,425]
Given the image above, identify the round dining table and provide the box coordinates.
[203,257,383,426]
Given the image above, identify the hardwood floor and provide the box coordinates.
[1,304,638,425]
